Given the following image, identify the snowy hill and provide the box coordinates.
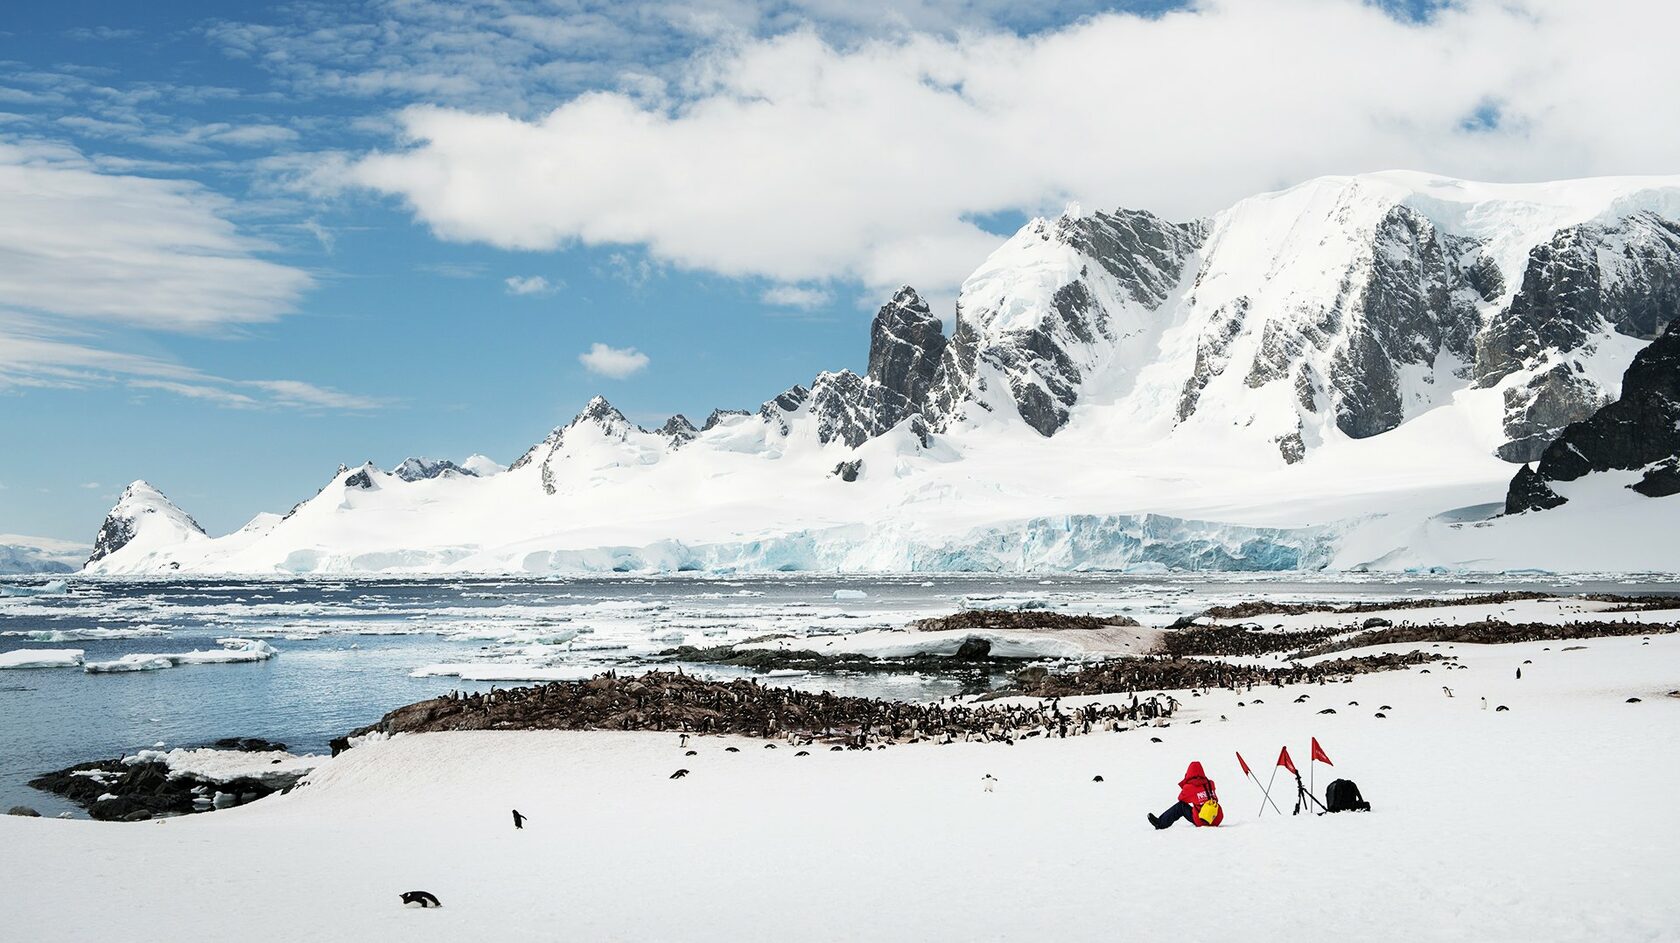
[83,172,1680,576]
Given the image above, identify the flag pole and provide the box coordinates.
[1258,766,1280,817]
[1251,770,1285,817]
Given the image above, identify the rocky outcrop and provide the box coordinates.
[658,415,699,447]
[344,463,378,489]
[1504,316,1680,511]
[391,457,477,481]
[1505,464,1566,514]
[832,459,863,482]
[1478,213,1680,461]
[702,408,748,430]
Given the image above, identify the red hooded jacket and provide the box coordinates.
[1178,761,1223,827]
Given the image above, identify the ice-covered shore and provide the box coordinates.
[3,628,1675,942]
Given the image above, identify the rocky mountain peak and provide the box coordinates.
[658,414,699,447]
[867,285,947,411]
[87,481,207,566]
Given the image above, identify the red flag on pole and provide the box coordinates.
[1237,751,1252,777]
[1277,746,1298,775]
[1311,737,1334,766]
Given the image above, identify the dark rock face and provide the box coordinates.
[832,459,863,482]
[931,209,1205,437]
[1504,316,1680,510]
[657,415,698,447]
[1325,208,1480,439]
[87,515,138,565]
[1505,463,1567,514]
[1478,213,1680,461]
[391,458,476,482]
[1632,457,1680,497]
[6,806,40,816]
[952,636,993,660]
[1183,206,1482,442]
[866,286,947,410]
[344,465,376,489]
[803,371,927,449]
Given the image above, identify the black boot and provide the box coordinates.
[1147,813,1161,829]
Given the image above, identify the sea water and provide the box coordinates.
[1,572,1671,814]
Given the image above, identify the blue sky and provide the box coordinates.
[0,0,1670,540]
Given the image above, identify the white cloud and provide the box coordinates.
[578,342,649,379]
[80,482,101,490]
[343,0,1680,298]
[0,138,313,330]
[0,314,382,412]
[504,274,559,295]
[761,284,832,309]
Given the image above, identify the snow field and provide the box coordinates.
[2,632,1675,942]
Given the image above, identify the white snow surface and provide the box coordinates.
[80,638,277,673]
[122,747,321,785]
[81,173,1680,578]
[3,630,1675,941]
[0,648,84,669]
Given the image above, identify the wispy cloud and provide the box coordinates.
[0,314,383,412]
[578,342,649,379]
[504,274,559,296]
[0,138,313,331]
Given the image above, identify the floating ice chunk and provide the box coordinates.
[0,579,69,597]
[1,627,170,642]
[83,638,277,673]
[832,589,869,600]
[763,669,807,678]
[961,594,1050,611]
[0,648,84,669]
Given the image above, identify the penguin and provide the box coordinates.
[685,750,698,756]
[1495,705,1509,712]
[724,747,740,753]
[982,774,998,793]
[669,769,690,779]
[830,745,844,751]
[1318,708,1336,714]
[1627,697,1643,703]
[795,750,810,756]
[1442,686,1454,698]
[1092,775,1105,783]
[1149,736,1163,743]
[1481,697,1487,710]
[1374,712,1386,719]
[511,809,527,830]
[400,891,442,909]
[1516,667,1522,679]
[679,733,690,748]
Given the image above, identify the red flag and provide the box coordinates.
[1237,751,1252,777]
[1277,746,1298,775]
[1311,737,1334,766]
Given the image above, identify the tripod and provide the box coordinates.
[1291,770,1330,816]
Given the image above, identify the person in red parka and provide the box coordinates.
[1148,761,1224,829]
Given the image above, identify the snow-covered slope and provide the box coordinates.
[83,172,1680,577]
[85,482,207,569]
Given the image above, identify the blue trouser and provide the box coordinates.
[1155,800,1193,829]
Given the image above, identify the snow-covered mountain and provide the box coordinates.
[0,534,85,574]
[87,482,209,568]
[85,171,1680,576]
